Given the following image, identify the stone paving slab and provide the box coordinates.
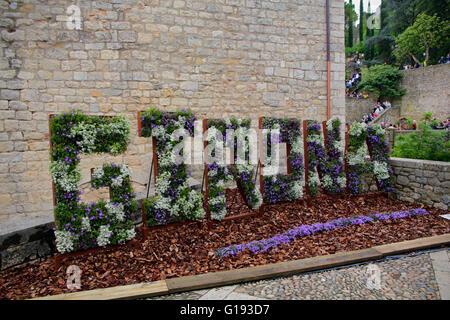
[430,250,450,300]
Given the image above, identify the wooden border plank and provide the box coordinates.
[31,280,168,300]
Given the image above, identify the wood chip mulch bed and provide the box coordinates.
[1,189,449,300]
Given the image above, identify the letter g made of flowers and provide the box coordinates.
[49,110,137,254]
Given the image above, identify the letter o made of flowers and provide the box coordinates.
[50,110,137,254]
[262,117,305,203]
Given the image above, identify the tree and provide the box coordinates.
[356,64,406,99]
[394,13,450,65]
[359,0,364,42]
[345,0,357,48]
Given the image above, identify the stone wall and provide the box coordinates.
[395,64,450,121]
[345,96,377,125]
[389,157,449,211]
[0,0,346,225]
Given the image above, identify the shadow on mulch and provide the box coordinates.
[1,193,449,300]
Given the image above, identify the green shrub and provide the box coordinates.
[356,65,406,100]
[391,123,450,162]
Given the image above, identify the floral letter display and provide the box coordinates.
[346,123,394,194]
[140,108,205,226]
[366,124,394,193]
[260,117,305,203]
[304,119,346,197]
[50,110,137,254]
[206,118,263,220]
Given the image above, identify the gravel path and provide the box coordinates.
[149,248,449,300]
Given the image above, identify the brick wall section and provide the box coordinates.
[389,158,450,211]
[0,0,345,224]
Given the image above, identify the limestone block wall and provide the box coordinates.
[396,64,450,121]
[389,158,450,211]
[345,96,377,125]
[0,0,345,224]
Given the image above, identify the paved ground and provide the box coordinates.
[149,248,449,300]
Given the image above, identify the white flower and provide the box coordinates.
[155,196,172,211]
[209,196,226,206]
[152,125,167,139]
[208,169,217,177]
[263,165,279,176]
[309,171,320,187]
[347,145,368,166]
[373,161,390,180]
[291,136,304,154]
[156,171,171,194]
[97,225,112,247]
[211,208,227,221]
[306,134,323,145]
[105,201,125,222]
[81,216,91,232]
[290,181,304,199]
[321,174,334,189]
[349,122,367,137]
[372,124,385,136]
[70,122,97,153]
[50,160,81,192]
[337,176,347,188]
[326,119,334,132]
[119,165,131,178]
[216,180,225,188]
[206,126,219,142]
[111,175,124,188]
[55,230,75,254]
[125,228,136,241]
[92,167,104,180]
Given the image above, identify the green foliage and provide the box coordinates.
[345,0,357,48]
[356,64,406,99]
[392,123,450,162]
[394,13,450,65]
[422,112,433,122]
[346,41,365,57]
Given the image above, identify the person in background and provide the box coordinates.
[413,120,417,130]
[439,56,446,64]
[446,54,450,63]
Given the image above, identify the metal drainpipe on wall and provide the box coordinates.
[326,0,331,121]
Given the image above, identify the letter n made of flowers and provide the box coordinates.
[49,110,137,254]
